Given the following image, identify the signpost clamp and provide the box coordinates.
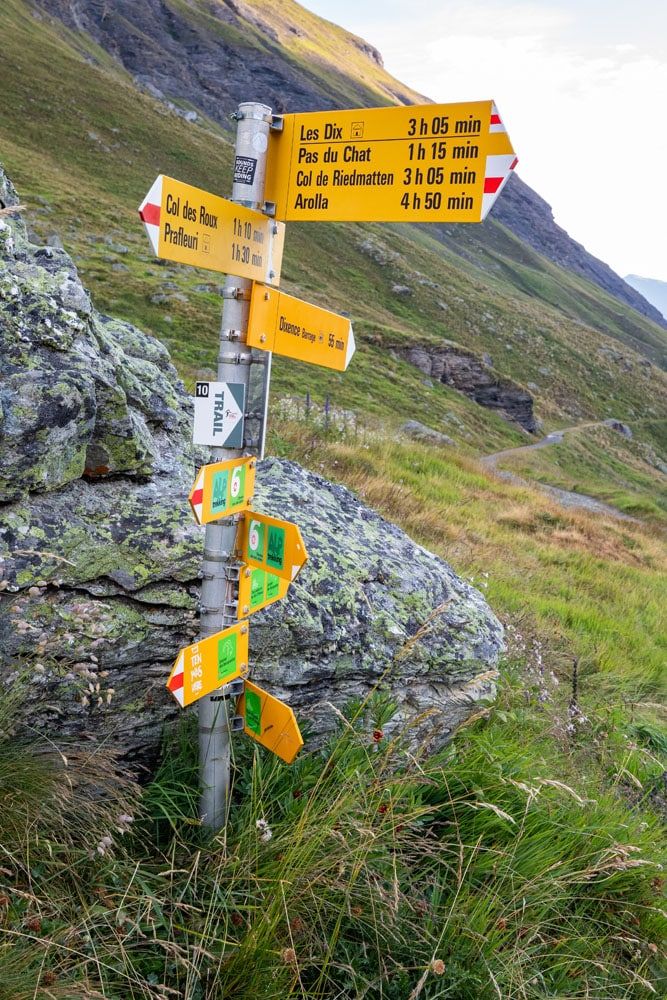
[231,109,274,124]
[217,349,253,366]
[221,287,252,301]
[203,545,236,563]
[209,680,246,704]
[270,115,284,132]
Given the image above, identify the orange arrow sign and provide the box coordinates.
[166,621,249,708]
[238,512,307,582]
[237,680,304,763]
[237,565,290,619]
[189,456,256,525]
[247,284,355,372]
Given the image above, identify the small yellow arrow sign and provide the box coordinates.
[247,284,355,371]
[166,621,249,708]
[238,512,308,583]
[236,565,290,619]
[138,174,285,284]
[237,680,304,763]
[189,456,256,526]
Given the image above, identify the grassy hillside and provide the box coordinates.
[2,0,666,474]
[1,2,666,996]
[1,0,665,683]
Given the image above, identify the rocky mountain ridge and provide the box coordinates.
[31,0,666,334]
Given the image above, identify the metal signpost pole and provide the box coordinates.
[139,96,517,831]
[198,101,273,830]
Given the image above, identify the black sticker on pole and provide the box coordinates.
[234,156,257,186]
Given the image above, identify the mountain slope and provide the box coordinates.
[31,0,667,339]
[625,274,667,321]
[1,0,666,501]
[32,0,424,114]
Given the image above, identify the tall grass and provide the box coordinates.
[271,420,667,704]
[0,673,664,999]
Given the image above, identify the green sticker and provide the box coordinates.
[266,573,280,600]
[248,519,265,561]
[229,464,246,507]
[217,633,237,681]
[250,568,266,608]
[211,470,229,514]
[266,526,285,570]
[245,688,262,735]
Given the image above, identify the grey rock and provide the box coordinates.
[401,421,455,447]
[604,419,633,440]
[140,79,165,100]
[398,341,537,433]
[391,284,412,298]
[103,239,129,254]
[0,164,191,503]
[0,165,503,763]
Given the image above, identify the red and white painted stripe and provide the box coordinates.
[189,467,205,525]
[166,651,185,707]
[482,104,518,220]
[481,153,518,220]
[138,175,163,255]
[489,102,507,134]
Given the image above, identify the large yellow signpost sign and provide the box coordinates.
[247,284,355,371]
[139,175,285,283]
[237,679,304,764]
[265,101,517,223]
[166,621,249,708]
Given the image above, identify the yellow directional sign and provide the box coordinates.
[139,174,285,284]
[247,284,355,371]
[189,456,256,526]
[238,512,307,582]
[166,621,249,708]
[237,565,290,619]
[265,101,517,224]
[237,680,304,763]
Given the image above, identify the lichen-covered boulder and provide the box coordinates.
[0,165,503,763]
[0,167,190,502]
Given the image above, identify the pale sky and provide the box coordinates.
[302,0,666,281]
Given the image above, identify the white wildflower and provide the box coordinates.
[96,834,113,856]
[256,818,273,842]
[116,813,134,833]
